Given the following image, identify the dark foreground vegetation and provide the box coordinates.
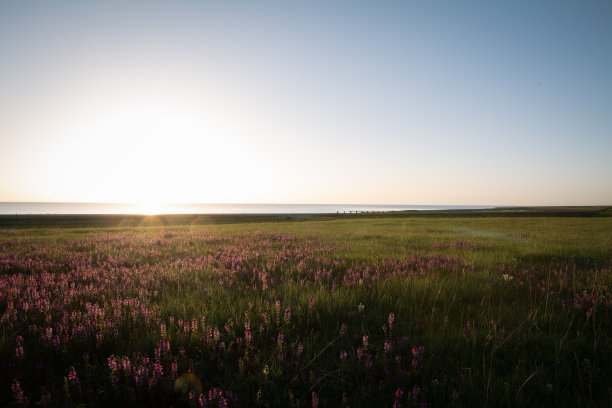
[1,212,611,407]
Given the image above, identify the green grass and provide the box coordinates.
[1,216,610,407]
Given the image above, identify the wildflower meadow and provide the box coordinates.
[1,216,610,407]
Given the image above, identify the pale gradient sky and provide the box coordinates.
[1,1,611,205]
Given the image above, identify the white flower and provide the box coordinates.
[357,303,365,313]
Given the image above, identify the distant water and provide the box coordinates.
[0,202,493,215]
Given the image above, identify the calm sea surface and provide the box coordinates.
[0,203,493,215]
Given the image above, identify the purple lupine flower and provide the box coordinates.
[312,391,318,408]
[68,366,79,384]
[12,379,27,404]
[284,307,291,322]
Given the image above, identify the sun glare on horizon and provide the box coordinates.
[133,201,166,215]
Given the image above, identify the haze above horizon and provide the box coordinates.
[1,1,611,206]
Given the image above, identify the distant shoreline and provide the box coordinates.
[0,202,494,216]
[0,206,609,228]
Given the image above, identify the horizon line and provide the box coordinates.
[0,201,609,207]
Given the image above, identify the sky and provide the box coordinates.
[0,1,611,206]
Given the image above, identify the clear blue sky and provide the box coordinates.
[1,1,611,205]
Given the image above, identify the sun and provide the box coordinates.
[137,201,165,215]
[47,90,266,205]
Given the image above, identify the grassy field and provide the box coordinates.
[1,216,611,407]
